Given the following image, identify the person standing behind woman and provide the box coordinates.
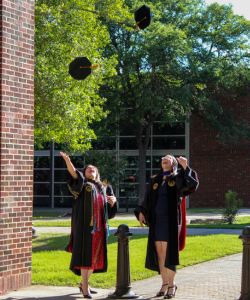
[60,152,117,298]
[135,155,198,299]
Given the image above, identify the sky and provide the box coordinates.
[205,0,250,20]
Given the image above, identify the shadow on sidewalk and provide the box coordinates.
[4,297,151,300]
[4,293,78,300]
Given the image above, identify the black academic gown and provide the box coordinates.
[66,170,117,275]
[135,166,199,272]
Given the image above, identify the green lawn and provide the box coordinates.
[32,233,242,287]
[33,208,226,219]
[188,216,250,229]
[33,219,140,228]
[33,216,250,229]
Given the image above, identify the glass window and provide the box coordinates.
[34,183,50,196]
[120,137,138,150]
[54,197,72,208]
[152,156,162,168]
[91,137,116,150]
[146,156,151,168]
[54,183,71,196]
[70,156,85,168]
[122,169,138,183]
[120,156,138,168]
[153,136,185,149]
[119,118,136,136]
[54,156,67,168]
[119,183,139,199]
[146,170,152,182]
[153,122,185,135]
[54,170,68,182]
[118,197,139,209]
[34,170,50,182]
[34,156,50,168]
[33,196,51,207]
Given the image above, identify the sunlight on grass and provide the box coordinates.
[33,219,140,228]
[33,216,250,229]
[189,216,250,229]
[32,233,242,287]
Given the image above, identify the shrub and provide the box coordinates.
[223,190,242,224]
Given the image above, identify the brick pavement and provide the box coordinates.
[132,253,242,300]
[0,253,242,300]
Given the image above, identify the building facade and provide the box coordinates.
[34,122,188,209]
[34,93,250,209]
[190,94,250,207]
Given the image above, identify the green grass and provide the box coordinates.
[33,216,250,229]
[33,211,65,218]
[33,219,71,227]
[32,233,242,287]
[188,216,250,229]
[33,219,140,228]
[186,208,224,214]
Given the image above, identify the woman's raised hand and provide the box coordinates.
[177,156,188,170]
[60,152,77,179]
[60,151,70,162]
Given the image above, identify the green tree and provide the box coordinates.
[99,0,250,202]
[35,0,130,152]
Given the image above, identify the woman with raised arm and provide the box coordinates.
[135,155,199,299]
[60,152,117,298]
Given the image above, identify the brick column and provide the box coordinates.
[0,0,34,295]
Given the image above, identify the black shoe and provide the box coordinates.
[83,294,92,299]
[89,288,97,294]
[164,285,177,299]
[79,284,93,298]
[156,283,168,297]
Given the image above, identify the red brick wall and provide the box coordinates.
[190,94,250,207]
[0,0,34,295]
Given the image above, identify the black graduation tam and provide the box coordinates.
[134,5,151,30]
[69,57,98,80]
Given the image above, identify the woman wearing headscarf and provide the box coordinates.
[60,152,117,298]
[135,155,198,299]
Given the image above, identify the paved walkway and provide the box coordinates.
[1,253,243,300]
[2,210,247,299]
[36,226,242,236]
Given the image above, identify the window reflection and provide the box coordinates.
[34,156,49,168]
[153,137,185,149]
[153,122,185,135]
[91,137,116,150]
[120,137,138,150]
[33,197,51,207]
[34,183,49,196]
[34,170,50,182]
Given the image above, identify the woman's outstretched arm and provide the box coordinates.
[60,152,78,179]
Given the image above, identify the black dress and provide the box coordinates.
[154,181,169,241]
[134,166,199,272]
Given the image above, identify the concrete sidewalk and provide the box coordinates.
[0,253,242,300]
[36,226,242,236]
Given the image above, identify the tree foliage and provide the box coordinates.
[98,0,250,200]
[35,0,130,151]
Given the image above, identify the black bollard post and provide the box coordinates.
[109,224,142,299]
[239,226,250,300]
